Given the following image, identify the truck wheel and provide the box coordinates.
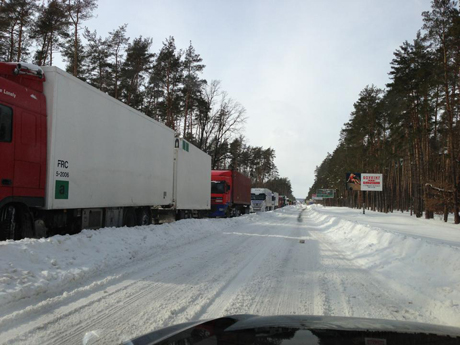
[123,208,136,227]
[69,216,82,235]
[20,208,34,239]
[0,205,16,240]
[136,208,151,226]
[0,205,33,241]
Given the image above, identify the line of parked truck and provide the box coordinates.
[0,62,289,241]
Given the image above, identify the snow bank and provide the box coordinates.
[309,205,460,325]
[0,216,253,307]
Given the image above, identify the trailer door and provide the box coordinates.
[0,104,14,204]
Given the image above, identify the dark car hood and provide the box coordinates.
[124,314,460,345]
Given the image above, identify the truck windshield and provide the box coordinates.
[251,193,266,200]
[0,104,13,142]
[211,181,226,194]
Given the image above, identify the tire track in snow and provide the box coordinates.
[219,213,319,317]
[6,218,292,345]
[304,209,441,325]
[2,225,254,344]
[192,229,283,320]
[41,233,260,344]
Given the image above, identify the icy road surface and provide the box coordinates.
[1,205,459,344]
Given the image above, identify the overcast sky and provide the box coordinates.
[64,0,432,198]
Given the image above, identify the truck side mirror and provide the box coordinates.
[227,185,231,192]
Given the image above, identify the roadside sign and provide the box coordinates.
[312,194,323,200]
[361,173,383,191]
[346,173,383,191]
[346,172,361,191]
[317,189,334,198]
[346,172,384,215]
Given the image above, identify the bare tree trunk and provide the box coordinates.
[39,36,48,66]
[114,52,119,99]
[73,23,78,76]
[166,65,173,129]
[17,21,23,61]
[49,31,53,66]
[9,23,16,61]
[183,91,190,137]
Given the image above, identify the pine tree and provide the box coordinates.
[0,0,10,60]
[82,28,111,92]
[31,0,69,66]
[65,0,97,76]
[182,41,205,137]
[107,24,129,100]
[61,33,86,77]
[0,0,36,62]
[153,36,183,130]
[422,0,460,223]
[119,36,154,109]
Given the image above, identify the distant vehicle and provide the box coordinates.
[126,314,460,345]
[278,195,287,208]
[209,170,251,217]
[273,192,279,209]
[0,63,211,240]
[251,188,274,212]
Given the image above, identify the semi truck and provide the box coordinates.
[273,192,279,209]
[210,170,251,217]
[251,188,274,212]
[0,62,210,240]
[278,195,287,208]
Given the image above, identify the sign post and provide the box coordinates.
[363,191,366,214]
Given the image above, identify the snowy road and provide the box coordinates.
[1,206,459,344]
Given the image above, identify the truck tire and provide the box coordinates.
[20,208,34,239]
[123,208,137,227]
[136,207,151,226]
[0,205,34,241]
[0,205,16,240]
[69,216,82,235]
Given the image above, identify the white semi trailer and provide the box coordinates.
[273,192,279,209]
[0,63,210,240]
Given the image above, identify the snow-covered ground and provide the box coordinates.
[1,205,459,344]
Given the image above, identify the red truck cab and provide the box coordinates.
[0,63,47,240]
[210,170,251,217]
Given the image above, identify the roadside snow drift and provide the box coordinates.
[309,205,460,325]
